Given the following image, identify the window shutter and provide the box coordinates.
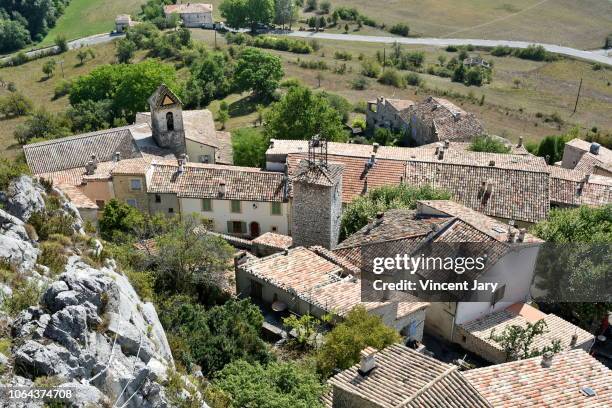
[226,221,233,233]
[241,222,247,233]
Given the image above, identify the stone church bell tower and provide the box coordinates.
[148,84,186,155]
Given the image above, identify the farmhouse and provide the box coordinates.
[163,3,213,28]
[366,96,486,145]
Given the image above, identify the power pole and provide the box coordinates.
[572,77,583,114]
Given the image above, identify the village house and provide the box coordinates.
[332,200,545,342]
[236,246,430,340]
[365,96,486,145]
[365,97,414,131]
[325,343,612,408]
[456,302,595,363]
[163,3,214,28]
[464,348,612,407]
[114,14,135,33]
[560,139,612,176]
[323,343,492,408]
[146,160,290,237]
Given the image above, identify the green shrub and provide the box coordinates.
[353,100,367,113]
[378,68,406,88]
[405,72,423,86]
[27,211,74,241]
[334,50,352,61]
[469,136,511,153]
[1,280,43,316]
[124,269,155,301]
[361,59,381,78]
[389,23,410,37]
[0,158,30,190]
[491,45,512,57]
[445,45,458,52]
[350,76,369,90]
[39,241,68,275]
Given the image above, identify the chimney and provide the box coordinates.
[358,349,377,375]
[590,142,600,155]
[437,149,444,160]
[373,143,380,153]
[218,180,226,197]
[488,160,495,167]
[181,153,189,163]
[363,176,368,194]
[269,139,275,149]
[177,157,185,173]
[85,160,97,175]
[517,228,526,243]
[518,136,523,147]
[507,230,515,243]
[114,151,121,162]
[540,351,553,368]
[478,180,487,197]
[570,333,578,347]
[444,139,450,149]
[545,155,550,164]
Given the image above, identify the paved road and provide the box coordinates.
[286,31,612,66]
[1,32,124,63]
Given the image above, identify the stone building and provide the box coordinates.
[115,14,134,33]
[290,137,344,249]
[163,3,214,28]
[365,97,414,131]
[147,85,186,155]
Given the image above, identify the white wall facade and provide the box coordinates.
[180,197,290,237]
[186,140,217,164]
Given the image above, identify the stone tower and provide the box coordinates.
[148,84,186,154]
[291,136,343,249]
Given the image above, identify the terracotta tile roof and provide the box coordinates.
[240,247,427,317]
[420,140,531,155]
[406,152,550,223]
[290,160,344,187]
[56,184,99,210]
[23,126,142,174]
[464,349,612,408]
[252,232,293,249]
[287,154,405,203]
[402,96,486,142]
[327,343,492,408]
[459,303,594,358]
[147,162,288,202]
[549,166,612,206]
[336,209,448,250]
[417,201,542,243]
[110,156,156,176]
[574,152,612,175]
[164,2,213,14]
[268,139,430,161]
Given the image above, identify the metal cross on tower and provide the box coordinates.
[308,134,328,167]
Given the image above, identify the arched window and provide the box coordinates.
[166,112,174,131]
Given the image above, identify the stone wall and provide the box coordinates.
[291,176,342,249]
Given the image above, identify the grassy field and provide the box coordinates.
[39,0,146,46]
[0,42,154,158]
[317,0,612,49]
[192,30,612,145]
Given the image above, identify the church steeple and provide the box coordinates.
[148,84,186,155]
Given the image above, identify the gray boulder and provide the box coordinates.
[13,340,81,379]
[0,209,39,272]
[5,175,46,222]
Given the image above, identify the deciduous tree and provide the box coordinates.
[233,48,283,98]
